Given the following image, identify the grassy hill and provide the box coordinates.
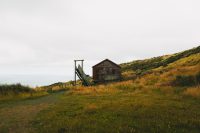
[0,46,200,133]
[121,46,200,87]
[121,46,200,73]
[41,46,200,90]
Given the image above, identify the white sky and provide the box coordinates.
[0,0,199,86]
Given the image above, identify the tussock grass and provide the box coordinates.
[72,80,146,96]
[0,84,49,102]
[0,84,32,95]
[84,103,99,114]
[183,86,200,98]
[72,84,121,95]
[0,91,48,102]
[125,55,200,88]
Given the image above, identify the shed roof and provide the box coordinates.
[92,59,121,68]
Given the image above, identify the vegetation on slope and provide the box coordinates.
[36,81,73,93]
[0,84,32,95]
[0,46,200,132]
[0,84,48,101]
[36,46,200,92]
[121,46,200,87]
[121,46,200,76]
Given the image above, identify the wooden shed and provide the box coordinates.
[93,59,121,83]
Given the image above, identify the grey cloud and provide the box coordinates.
[0,0,199,86]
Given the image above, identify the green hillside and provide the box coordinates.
[0,46,200,133]
[121,46,200,73]
[121,46,200,86]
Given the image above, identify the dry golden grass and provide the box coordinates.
[84,104,98,114]
[0,91,48,102]
[73,85,121,95]
[168,53,200,67]
[70,80,154,97]
[183,86,200,98]
[136,64,200,87]
[164,65,200,77]
[122,71,136,80]
[52,86,62,91]
[72,80,141,95]
[160,86,175,94]
[124,53,200,87]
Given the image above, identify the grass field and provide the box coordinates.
[0,91,63,133]
[0,85,200,133]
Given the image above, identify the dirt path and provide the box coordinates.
[0,92,64,133]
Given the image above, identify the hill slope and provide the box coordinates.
[121,46,200,86]
[121,46,200,73]
[41,46,200,90]
[0,46,200,133]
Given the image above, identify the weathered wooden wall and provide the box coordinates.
[93,59,121,83]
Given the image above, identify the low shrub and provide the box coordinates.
[173,72,200,86]
[0,84,33,96]
[174,75,195,86]
[196,72,200,85]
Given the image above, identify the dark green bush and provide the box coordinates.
[174,75,195,86]
[0,84,33,95]
[196,72,200,84]
[173,72,200,86]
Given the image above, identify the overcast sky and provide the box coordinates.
[0,0,199,86]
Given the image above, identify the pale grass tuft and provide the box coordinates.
[84,104,98,114]
[72,80,138,95]
[71,80,151,96]
[183,86,200,98]
[160,86,174,94]
[73,85,120,95]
